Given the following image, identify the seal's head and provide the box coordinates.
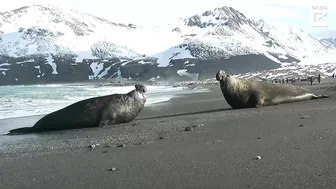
[134,84,147,101]
[216,70,227,81]
[135,83,147,94]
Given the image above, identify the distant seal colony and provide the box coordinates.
[215,70,330,109]
[8,84,148,134]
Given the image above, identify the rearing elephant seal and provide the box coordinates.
[216,70,330,109]
[8,84,148,135]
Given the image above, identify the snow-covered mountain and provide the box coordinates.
[234,63,336,80]
[154,7,329,66]
[0,4,335,85]
[0,5,145,59]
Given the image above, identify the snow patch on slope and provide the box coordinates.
[153,44,195,67]
[298,52,336,65]
[177,69,199,80]
[90,62,104,78]
[46,54,58,74]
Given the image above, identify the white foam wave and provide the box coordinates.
[33,84,65,87]
[146,96,173,106]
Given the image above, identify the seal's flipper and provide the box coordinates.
[8,127,34,135]
[312,95,330,99]
[255,103,264,108]
[250,91,264,108]
[99,118,115,127]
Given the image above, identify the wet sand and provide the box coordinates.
[1,83,336,189]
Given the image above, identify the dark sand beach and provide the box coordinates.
[1,83,336,189]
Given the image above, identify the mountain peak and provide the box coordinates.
[4,4,65,16]
[0,4,138,37]
[203,6,247,19]
[183,6,250,28]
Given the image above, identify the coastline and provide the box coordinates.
[0,84,218,153]
[1,83,336,188]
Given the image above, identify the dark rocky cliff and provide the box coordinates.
[0,54,281,86]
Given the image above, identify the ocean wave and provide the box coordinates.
[33,84,65,87]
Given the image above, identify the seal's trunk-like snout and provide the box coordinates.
[8,127,34,135]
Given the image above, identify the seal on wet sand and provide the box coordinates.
[215,70,330,109]
[8,84,148,135]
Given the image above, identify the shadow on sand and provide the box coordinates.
[137,107,233,120]
[5,108,235,136]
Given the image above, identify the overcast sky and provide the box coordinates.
[0,0,335,37]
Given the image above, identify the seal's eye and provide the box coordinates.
[142,88,146,93]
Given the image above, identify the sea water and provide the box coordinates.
[0,83,209,120]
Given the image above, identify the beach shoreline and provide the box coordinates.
[1,83,336,188]
[0,84,218,154]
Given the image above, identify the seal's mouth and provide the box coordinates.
[136,91,146,99]
[216,73,220,81]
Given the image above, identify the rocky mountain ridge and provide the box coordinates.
[319,37,336,49]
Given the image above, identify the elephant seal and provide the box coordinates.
[8,84,147,135]
[215,70,330,109]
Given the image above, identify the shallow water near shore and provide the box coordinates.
[0,83,210,120]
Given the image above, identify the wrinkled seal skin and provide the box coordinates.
[216,70,330,109]
[8,84,147,135]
